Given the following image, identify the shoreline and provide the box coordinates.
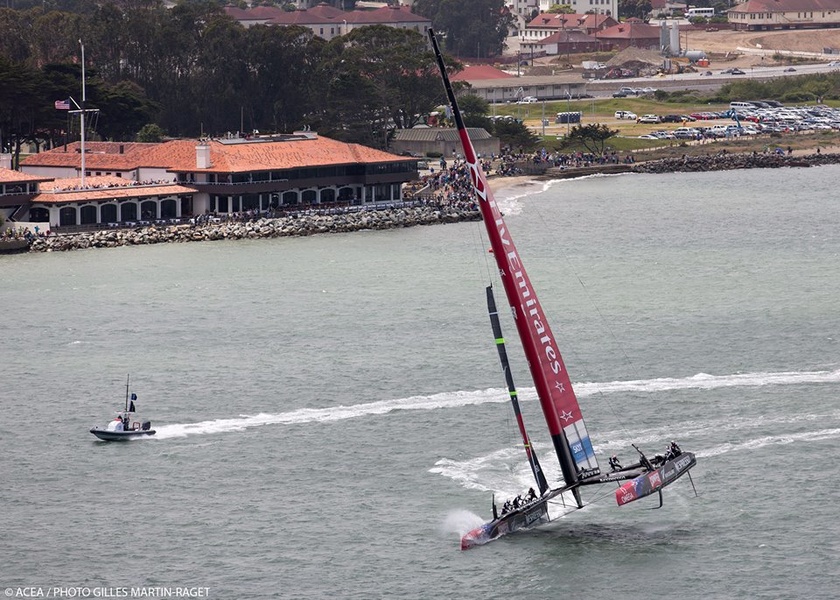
[12,146,840,254]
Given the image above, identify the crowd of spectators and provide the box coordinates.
[54,179,178,192]
[1,224,50,240]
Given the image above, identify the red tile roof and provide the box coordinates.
[451,65,516,81]
[149,137,413,174]
[599,22,660,40]
[728,0,838,12]
[526,13,615,30]
[20,142,158,171]
[537,30,598,44]
[33,176,196,204]
[0,167,53,184]
[344,6,430,24]
[22,135,413,175]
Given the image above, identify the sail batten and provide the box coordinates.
[428,30,599,489]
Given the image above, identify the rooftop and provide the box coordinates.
[21,134,414,175]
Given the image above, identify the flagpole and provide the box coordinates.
[79,39,86,189]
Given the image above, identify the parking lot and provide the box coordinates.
[632,101,840,141]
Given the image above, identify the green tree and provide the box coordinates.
[414,0,513,58]
[136,123,165,142]
[458,94,494,130]
[311,26,446,147]
[244,24,323,133]
[0,8,32,63]
[562,123,617,155]
[98,80,159,140]
[619,0,652,19]
[493,119,540,151]
[0,57,43,166]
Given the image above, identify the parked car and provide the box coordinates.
[673,127,701,139]
[612,91,629,98]
[517,96,538,103]
[784,67,797,72]
[638,114,661,124]
[615,110,637,120]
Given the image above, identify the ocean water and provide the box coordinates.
[2,166,839,599]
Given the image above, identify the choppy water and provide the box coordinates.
[2,166,839,599]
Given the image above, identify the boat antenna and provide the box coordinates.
[79,39,86,190]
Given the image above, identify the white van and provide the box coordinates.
[615,110,637,120]
[730,101,755,111]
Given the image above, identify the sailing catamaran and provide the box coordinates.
[427,30,696,550]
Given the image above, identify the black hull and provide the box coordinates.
[615,452,696,505]
[90,428,156,441]
[461,497,551,549]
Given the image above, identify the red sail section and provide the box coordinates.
[428,30,598,485]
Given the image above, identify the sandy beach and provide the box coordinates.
[487,174,541,194]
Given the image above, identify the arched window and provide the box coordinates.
[140,200,157,220]
[337,186,355,202]
[101,204,117,223]
[302,189,317,205]
[120,202,137,221]
[80,205,97,225]
[161,199,177,219]
[59,206,77,226]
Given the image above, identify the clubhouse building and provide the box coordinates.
[9,132,417,229]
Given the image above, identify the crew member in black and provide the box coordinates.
[608,455,622,471]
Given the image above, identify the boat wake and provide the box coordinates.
[699,427,840,458]
[151,368,840,440]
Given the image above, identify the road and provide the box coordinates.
[587,62,839,98]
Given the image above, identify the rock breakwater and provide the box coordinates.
[630,151,840,174]
[28,204,480,253]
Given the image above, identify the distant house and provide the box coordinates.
[223,4,431,40]
[18,132,417,228]
[727,0,840,30]
[520,13,618,55]
[527,29,603,56]
[391,128,500,159]
[597,20,662,51]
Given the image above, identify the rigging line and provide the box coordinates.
[527,197,647,442]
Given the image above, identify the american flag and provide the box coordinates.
[54,99,71,110]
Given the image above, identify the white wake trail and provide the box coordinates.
[152,368,840,440]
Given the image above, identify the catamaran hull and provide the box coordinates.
[615,452,696,506]
[90,428,156,441]
[461,499,550,550]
